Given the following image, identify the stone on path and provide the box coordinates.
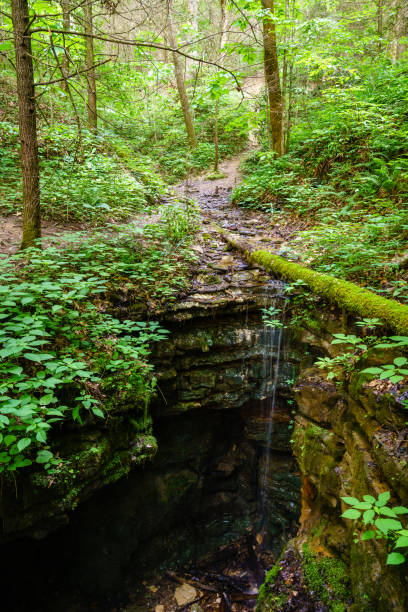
[174,583,197,606]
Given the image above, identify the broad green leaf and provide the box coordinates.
[361,368,382,375]
[363,495,376,503]
[361,530,375,541]
[386,552,405,565]
[341,496,360,506]
[36,449,53,464]
[363,509,375,524]
[4,435,17,446]
[395,536,408,548]
[354,502,372,510]
[17,438,31,452]
[378,507,398,518]
[342,508,361,520]
[23,353,54,362]
[375,518,402,534]
[376,491,391,507]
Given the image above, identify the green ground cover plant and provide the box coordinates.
[0,208,198,476]
[233,64,408,292]
[342,492,408,566]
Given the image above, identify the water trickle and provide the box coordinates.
[258,289,286,537]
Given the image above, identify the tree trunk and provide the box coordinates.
[167,0,198,148]
[214,99,219,172]
[84,0,97,129]
[377,0,383,52]
[11,0,41,249]
[391,0,408,63]
[281,0,289,154]
[261,0,283,157]
[285,61,293,153]
[61,0,70,91]
[219,0,227,51]
[188,0,199,31]
[284,0,296,154]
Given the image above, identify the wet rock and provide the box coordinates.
[174,583,197,606]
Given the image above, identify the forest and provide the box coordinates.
[1,0,408,610]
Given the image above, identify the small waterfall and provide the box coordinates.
[258,287,286,537]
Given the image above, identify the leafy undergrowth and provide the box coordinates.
[233,64,408,297]
[131,85,251,183]
[0,202,199,476]
[0,122,165,223]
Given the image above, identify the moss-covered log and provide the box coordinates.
[220,230,408,335]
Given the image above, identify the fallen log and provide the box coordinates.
[218,228,408,336]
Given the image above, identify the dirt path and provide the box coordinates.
[167,153,304,318]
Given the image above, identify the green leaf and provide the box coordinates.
[91,407,104,418]
[24,353,54,362]
[17,438,31,452]
[361,368,382,375]
[342,508,361,520]
[354,502,373,510]
[390,375,404,383]
[378,506,398,518]
[361,530,375,541]
[36,430,47,443]
[394,357,407,367]
[341,496,360,506]
[36,449,53,464]
[376,491,391,507]
[386,552,405,565]
[394,507,408,515]
[375,518,402,534]
[363,509,375,524]
[363,495,376,503]
[395,536,408,548]
[4,435,17,446]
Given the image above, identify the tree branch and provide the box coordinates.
[35,57,112,87]
[29,27,243,89]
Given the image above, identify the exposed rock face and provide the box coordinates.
[259,313,408,611]
[0,299,301,608]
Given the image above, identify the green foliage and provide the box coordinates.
[261,305,285,328]
[0,123,165,222]
[361,357,408,384]
[233,65,408,288]
[316,328,408,384]
[341,492,408,566]
[0,212,197,475]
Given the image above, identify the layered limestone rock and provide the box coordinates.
[258,313,408,611]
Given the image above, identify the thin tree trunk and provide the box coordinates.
[220,0,227,51]
[188,0,199,31]
[185,0,199,75]
[167,0,197,148]
[281,0,289,154]
[391,0,408,63]
[261,0,283,156]
[285,0,295,154]
[377,0,383,52]
[84,0,97,129]
[11,0,41,248]
[214,99,219,172]
[285,61,293,153]
[61,0,70,91]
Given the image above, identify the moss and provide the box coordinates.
[302,544,351,612]
[257,560,283,611]
[220,231,408,335]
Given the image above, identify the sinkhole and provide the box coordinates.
[0,288,319,611]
